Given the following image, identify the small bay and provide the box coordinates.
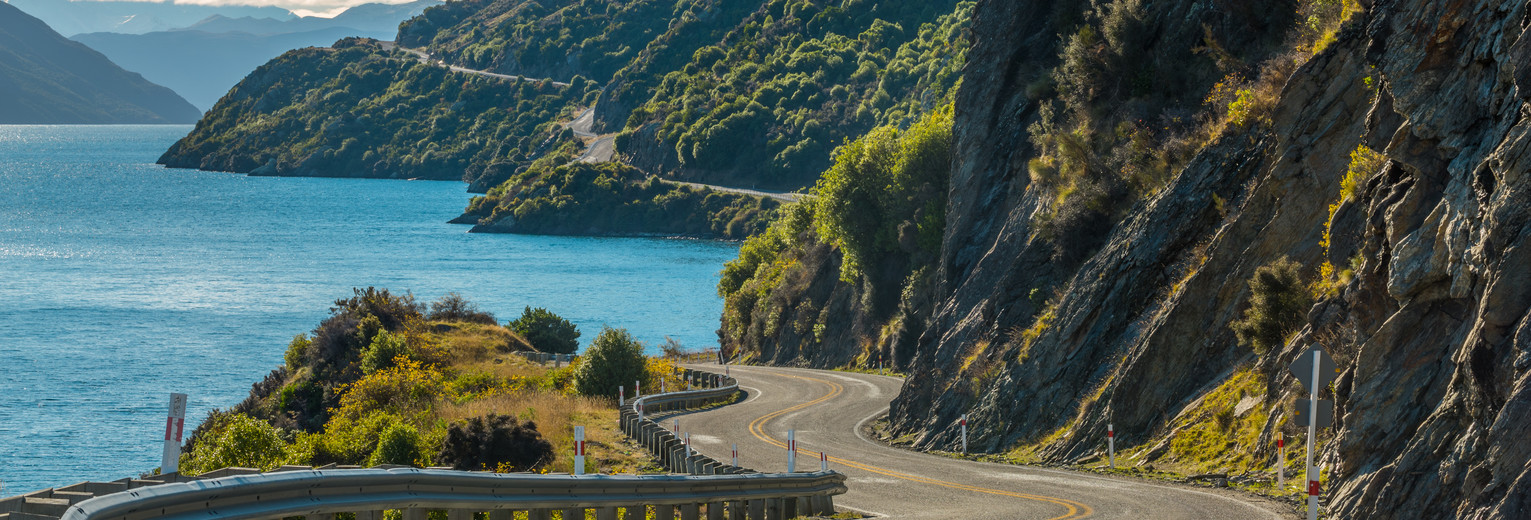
[0,125,739,495]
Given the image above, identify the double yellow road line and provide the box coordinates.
[743,371,1094,520]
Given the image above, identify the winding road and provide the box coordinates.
[662,364,1292,519]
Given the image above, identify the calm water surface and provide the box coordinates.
[0,125,739,495]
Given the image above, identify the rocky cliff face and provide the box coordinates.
[726,0,1531,516]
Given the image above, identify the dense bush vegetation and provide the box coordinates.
[719,107,952,364]
[464,162,781,240]
[159,38,596,188]
[179,289,648,475]
[427,292,498,325]
[572,327,650,398]
[619,1,971,188]
[1231,257,1312,354]
[437,413,553,471]
[508,307,581,355]
[400,0,685,85]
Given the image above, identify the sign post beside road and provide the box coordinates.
[162,393,187,474]
[1289,345,1337,520]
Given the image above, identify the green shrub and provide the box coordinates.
[572,327,649,398]
[438,414,553,472]
[368,423,424,467]
[359,330,411,375]
[427,292,497,325]
[283,334,310,370]
[182,413,288,474]
[1231,257,1313,354]
[509,307,581,355]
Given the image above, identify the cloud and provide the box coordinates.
[72,0,423,18]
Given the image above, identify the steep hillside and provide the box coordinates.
[163,0,971,239]
[0,2,201,124]
[158,37,595,179]
[722,0,1531,517]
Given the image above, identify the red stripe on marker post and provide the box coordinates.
[164,417,175,441]
[1309,480,1321,495]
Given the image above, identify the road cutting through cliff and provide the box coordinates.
[662,364,1293,519]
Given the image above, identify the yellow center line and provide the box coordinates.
[744,371,1094,520]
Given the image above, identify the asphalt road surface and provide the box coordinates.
[662,364,1293,519]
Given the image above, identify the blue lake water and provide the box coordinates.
[0,125,739,495]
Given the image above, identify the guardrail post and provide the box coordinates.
[529,509,552,520]
[680,503,700,520]
[563,507,584,519]
[357,511,383,520]
[404,508,428,520]
[748,499,765,520]
[786,430,796,472]
[574,426,587,475]
[448,509,472,520]
[765,498,783,520]
[654,504,675,520]
[161,393,187,475]
[596,506,617,520]
[622,505,645,520]
[706,502,725,520]
[488,510,512,520]
[727,500,746,520]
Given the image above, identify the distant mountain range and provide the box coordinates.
[68,0,440,111]
[0,2,199,124]
[4,0,293,36]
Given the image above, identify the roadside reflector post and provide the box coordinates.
[787,430,797,472]
[662,379,667,394]
[619,386,625,407]
[960,414,968,455]
[1278,437,1286,491]
[635,381,641,399]
[684,432,692,457]
[820,451,827,472]
[732,443,739,467]
[573,426,586,475]
[1108,423,1115,469]
[673,419,680,432]
[162,393,188,474]
[1289,344,1336,520]
[637,402,644,419]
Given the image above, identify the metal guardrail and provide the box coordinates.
[620,368,750,476]
[513,351,574,366]
[53,367,846,520]
[59,467,846,520]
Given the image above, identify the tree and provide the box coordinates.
[509,306,581,354]
[573,326,649,397]
[359,330,410,374]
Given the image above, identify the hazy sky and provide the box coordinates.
[73,0,422,17]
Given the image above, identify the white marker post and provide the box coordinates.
[1278,437,1286,491]
[1305,351,1321,520]
[673,419,680,432]
[661,379,666,394]
[619,386,625,407]
[787,430,797,472]
[684,432,692,457]
[635,381,641,400]
[637,402,644,419]
[1108,423,1115,469]
[820,451,828,472]
[732,443,739,467]
[960,414,968,455]
[573,426,586,475]
[162,393,188,474]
